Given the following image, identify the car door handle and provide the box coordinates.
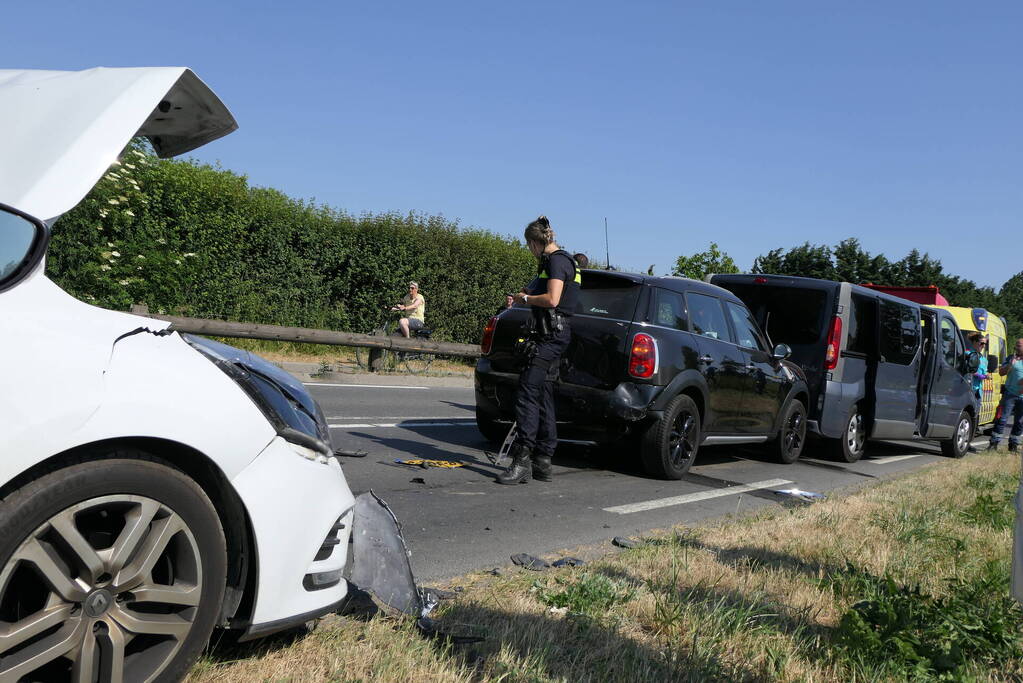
[745,363,756,371]
[698,355,714,364]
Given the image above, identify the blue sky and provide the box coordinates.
[5,2,1020,289]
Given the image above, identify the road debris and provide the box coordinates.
[511,553,550,571]
[334,448,368,458]
[410,477,426,484]
[421,587,459,602]
[485,422,519,467]
[552,557,586,568]
[612,536,643,549]
[773,488,827,505]
[396,458,464,468]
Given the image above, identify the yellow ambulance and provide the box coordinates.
[932,306,1007,425]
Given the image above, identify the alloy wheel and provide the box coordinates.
[956,416,971,453]
[846,413,865,455]
[0,495,202,682]
[783,409,805,457]
[668,411,698,469]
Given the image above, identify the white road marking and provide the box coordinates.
[603,478,793,515]
[863,454,923,464]
[303,383,429,390]
[328,421,477,429]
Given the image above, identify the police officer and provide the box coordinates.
[497,216,581,485]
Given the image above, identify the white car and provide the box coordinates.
[0,67,363,681]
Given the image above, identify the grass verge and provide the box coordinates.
[188,454,1022,682]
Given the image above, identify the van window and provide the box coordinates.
[725,301,767,351]
[999,337,1007,364]
[577,274,641,320]
[687,292,734,343]
[649,287,687,330]
[879,300,919,365]
[940,318,957,367]
[848,294,876,355]
[717,284,827,346]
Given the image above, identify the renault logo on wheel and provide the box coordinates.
[84,589,113,618]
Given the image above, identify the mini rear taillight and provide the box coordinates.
[754,276,768,284]
[824,315,842,370]
[629,333,657,378]
[481,317,498,355]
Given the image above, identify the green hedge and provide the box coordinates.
[46,147,535,344]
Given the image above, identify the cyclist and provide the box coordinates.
[392,281,426,338]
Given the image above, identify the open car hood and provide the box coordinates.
[0,67,237,221]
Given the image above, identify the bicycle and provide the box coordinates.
[355,309,435,374]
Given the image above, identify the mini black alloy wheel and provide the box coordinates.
[772,400,807,464]
[641,394,702,480]
[668,412,698,470]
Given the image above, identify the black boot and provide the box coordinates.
[531,453,553,482]
[497,445,532,485]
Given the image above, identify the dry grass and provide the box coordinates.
[189,455,1022,682]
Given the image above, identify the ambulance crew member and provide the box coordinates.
[497,216,581,485]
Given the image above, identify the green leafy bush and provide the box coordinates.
[46,144,536,344]
[534,573,636,615]
[834,561,1023,678]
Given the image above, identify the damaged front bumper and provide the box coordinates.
[234,436,431,640]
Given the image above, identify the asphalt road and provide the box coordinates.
[308,380,987,582]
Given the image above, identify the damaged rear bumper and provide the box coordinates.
[475,364,661,438]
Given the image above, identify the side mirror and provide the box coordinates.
[772,343,792,361]
[966,351,981,373]
[0,205,48,293]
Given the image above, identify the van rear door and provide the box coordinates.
[709,275,836,420]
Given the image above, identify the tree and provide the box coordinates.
[751,248,785,274]
[833,238,871,283]
[672,242,739,280]
[781,242,836,280]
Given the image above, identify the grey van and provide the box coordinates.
[709,274,980,461]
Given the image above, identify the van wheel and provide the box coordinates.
[641,395,701,479]
[476,407,510,444]
[771,400,807,464]
[0,457,227,683]
[941,411,974,459]
[829,407,866,463]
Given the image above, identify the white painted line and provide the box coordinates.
[303,383,429,390]
[603,478,793,515]
[864,454,923,464]
[328,421,478,429]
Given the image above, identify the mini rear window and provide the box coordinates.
[577,274,641,320]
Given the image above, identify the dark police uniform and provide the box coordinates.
[513,250,581,460]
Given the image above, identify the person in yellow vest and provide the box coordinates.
[392,281,425,338]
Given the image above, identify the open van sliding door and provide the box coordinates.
[870,298,921,439]
[923,312,971,438]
